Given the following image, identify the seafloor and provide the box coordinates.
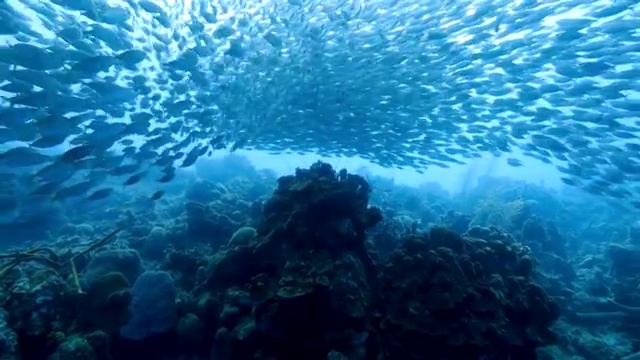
[0,155,637,360]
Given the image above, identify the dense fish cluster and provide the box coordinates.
[1,0,640,221]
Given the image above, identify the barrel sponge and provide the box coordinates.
[120,270,177,340]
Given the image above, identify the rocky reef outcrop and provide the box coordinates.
[197,162,559,360]
[375,228,560,360]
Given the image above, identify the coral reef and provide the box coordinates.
[0,159,632,360]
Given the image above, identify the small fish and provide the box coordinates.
[86,187,114,201]
[161,165,175,174]
[110,164,140,176]
[180,147,200,167]
[0,147,50,167]
[123,172,145,186]
[153,152,174,166]
[31,134,68,149]
[60,144,95,163]
[1,80,33,93]
[157,172,174,183]
[230,138,247,152]
[150,190,164,200]
[30,181,60,196]
[116,49,147,66]
[560,177,579,186]
[53,180,96,201]
[506,158,523,167]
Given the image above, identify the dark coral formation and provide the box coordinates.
[375,229,559,360]
[201,162,383,359]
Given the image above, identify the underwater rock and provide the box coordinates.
[368,220,403,260]
[185,180,221,204]
[518,255,534,278]
[163,248,208,290]
[253,169,377,347]
[0,309,18,359]
[47,335,95,360]
[519,216,573,286]
[228,226,257,246]
[419,205,440,225]
[253,251,371,359]
[604,243,640,304]
[6,266,71,336]
[522,216,549,250]
[195,294,222,324]
[84,331,111,360]
[543,221,567,258]
[392,214,418,235]
[176,313,204,346]
[206,245,260,292]
[82,248,141,286]
[218,303,243,330]
[508,200,533,230]
[211,327,231,360]
[147,226,166,242]
[184,201,240,248]
[274,252,368,317]
[441,210,471,235]
[140,225,170,259]
[248,200,264,223]
[466,225,516,244]
[543,323,634,360]
[231,315,256,341]
[261,161,382,252]
[326,350,349,360]
[375,228,560,359]
[76,271,131,332]
[120,270,177,340]
[75,223,95,237]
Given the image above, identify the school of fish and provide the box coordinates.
[0,0,640,223]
